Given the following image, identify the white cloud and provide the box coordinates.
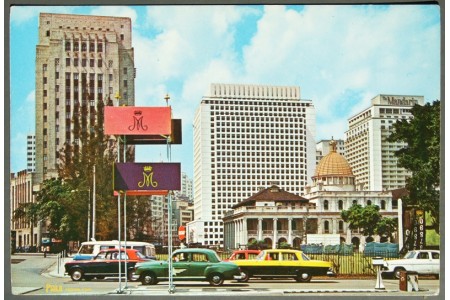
[10,6,74,25]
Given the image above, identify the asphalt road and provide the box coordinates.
[9,254,441,298]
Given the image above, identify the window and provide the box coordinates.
[82,59,87,67]
[65,41,70,51]
[120,34,124,41]
[108,60,113,67]
[74,58,79,67]
[90,59,95,67]
[324,220,330,233]
[338,200,343,210]
[124,79,127,87]
[98,59,102,68]
[66,58,70,66]
[324,200,329,210]
[123,67,127,75]
[43,64,47,71]
[381,200,386,210]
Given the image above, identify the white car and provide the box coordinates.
[382,250,440,279]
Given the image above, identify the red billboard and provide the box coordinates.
[104,106,172,135]
[113,163,181,191]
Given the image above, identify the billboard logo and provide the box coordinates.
[128,110,148,131]
[138,165,158,188]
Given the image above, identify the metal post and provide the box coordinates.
[124,191,128,288]
[92,165,96,240]
[117,136,123,294]
[87,188,91,241]
[168,191,174,293]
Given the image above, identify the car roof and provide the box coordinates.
[98,248,138,253]
[173,248,214,253]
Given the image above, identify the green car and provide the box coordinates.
[134,248,242,286]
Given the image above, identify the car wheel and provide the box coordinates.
[296,271,312,283]
[394,267,406,279]
[209,273,225,286]
[141,272,157,285]
[70,268,84,281]
[238,269,250,283]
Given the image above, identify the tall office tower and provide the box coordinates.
[190,83,316,246]
[345,95,424,191]
[35,13,135,183]
[26,135,36,172]
[174,172,194,202]
[316,139,345,164]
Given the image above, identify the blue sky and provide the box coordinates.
[9,4,441,178]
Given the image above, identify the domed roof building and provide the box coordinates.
[310,139,356,192]
[222,138,400,251]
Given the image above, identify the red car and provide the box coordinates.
[65,248,152,281]
[225,250,261,261]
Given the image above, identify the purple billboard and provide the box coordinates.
[114,163,181,191]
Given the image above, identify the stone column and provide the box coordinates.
[273,218,278,249]
[242,218,247,246]
[332,218,337,234]
[288,217,293,245]
[258,218,263,241]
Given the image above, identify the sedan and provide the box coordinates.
[382,249,440,279]
[65,248,152,281]
[135,248,242,286]
[233,249,334,283]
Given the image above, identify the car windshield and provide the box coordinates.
[212,252,222,262]
[404,251,417,259]
[136,251,146,259]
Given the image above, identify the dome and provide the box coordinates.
[314,139,354,178]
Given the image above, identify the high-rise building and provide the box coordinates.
[26,135,36,173]
[189,83,316,246]
[35,13,135,183]
[345,94,424,191]
[174,172,194,202]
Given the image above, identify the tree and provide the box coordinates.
[387,100,440,233]
[341,204,398,242]
[341,204,381,237]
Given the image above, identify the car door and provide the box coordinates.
[430,251,440,274]
[188,252,210,277]
[87,251,112,276]
[260,252,280,276]
[414,251,432,274]
[172,252,191,277]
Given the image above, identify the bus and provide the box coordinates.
[73,240,157,260]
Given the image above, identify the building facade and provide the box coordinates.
[35,13,135,183]
[345,94,423,191]
[26,135,37,173]
[223,140,399,250]
[190,83,316,247]
[10,170,42,251]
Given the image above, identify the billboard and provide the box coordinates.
[114,163,181,191]
[104,106,172,135]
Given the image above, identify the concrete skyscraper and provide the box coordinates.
[189,83,316,247]
[35,13,135,183]
[345,94,424,191]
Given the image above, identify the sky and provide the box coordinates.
[9,4,441,178]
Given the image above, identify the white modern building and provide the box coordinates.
[189,83,316,247]
[345,95,424,191]
[27,135,36,173]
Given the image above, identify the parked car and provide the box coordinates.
[225,250,261,261]
[134,248,242,286]
[232,249,334,283]
[65,248,152,281]
[382,249,440,279]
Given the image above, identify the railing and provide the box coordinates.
[56,250,67,275]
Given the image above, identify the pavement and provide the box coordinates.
[35,258,440,297]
